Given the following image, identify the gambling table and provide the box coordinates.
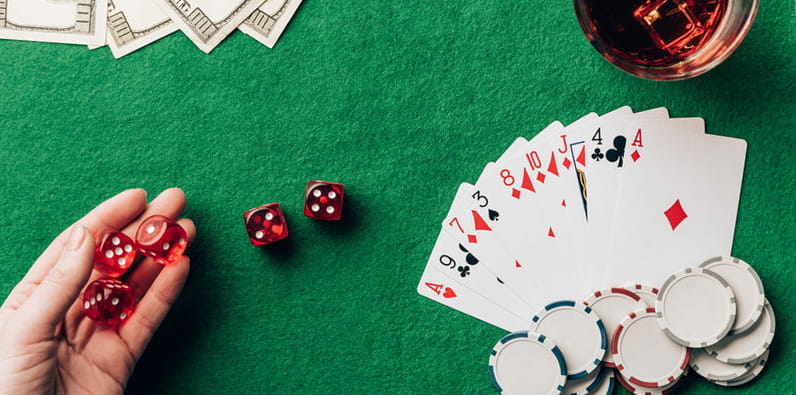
[0,2,793,393]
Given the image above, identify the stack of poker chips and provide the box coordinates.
[487,256,774,394]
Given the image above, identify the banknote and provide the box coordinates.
[155,0,265,54]
[239,0,302,48]
[0,0,108,45]
[106,0,178,58]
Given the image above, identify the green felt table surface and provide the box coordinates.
[0,1,794,394]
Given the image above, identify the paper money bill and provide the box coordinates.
[0,0,108,45]
[156,0,265,54]
[106,0,178,58]
[239,0,302,48]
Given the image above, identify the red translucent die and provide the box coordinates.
[82,279,135,326]
[135,215,187,265]
[304,180,344,221]
[94,229,137,277]
[243,203,288,245]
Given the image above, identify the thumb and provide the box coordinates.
[16,225,95,336]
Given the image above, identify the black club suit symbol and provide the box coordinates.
[592,148,604,161]
[606,136,626,167]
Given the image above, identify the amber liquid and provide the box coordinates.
[583,0,727,66]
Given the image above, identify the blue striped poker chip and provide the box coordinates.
[560,365,608,395]
[588,368,615,395]
[529,300,607,379]
[488,331,567,395]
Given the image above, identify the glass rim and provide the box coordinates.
[574,0,760,81]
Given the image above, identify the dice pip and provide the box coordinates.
[243,203,289,245]
[94,229,137,277]
[304,180,344,221]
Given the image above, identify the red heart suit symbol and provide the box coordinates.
[442,287,456,298]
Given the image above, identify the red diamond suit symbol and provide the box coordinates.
[664,199,688,230]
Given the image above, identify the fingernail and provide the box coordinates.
[67,225,86,251]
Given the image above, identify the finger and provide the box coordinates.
[126,218,196,301]
[77,188,187,299]
[13,225,95,339]
[1,189,147,326]
[15,189,147,289]
[120,188,187,237]
[64,189,190,330]
[119,256,190,360]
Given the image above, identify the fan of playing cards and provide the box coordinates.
[417,106,775,393]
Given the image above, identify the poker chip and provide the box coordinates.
[488,331,567,394]
[615,366,689,394]
[623,284,659,308]
[560,365,604,395]
[689,347,757,381]
[655,267,736,347]
[705,299,775,364]
[612,307,689,388]
[588,368,615,395]
[529,300,607,379]
[699,256,765,336]
[711,349,769,387]
[584,287,646,367]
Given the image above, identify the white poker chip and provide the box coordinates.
[689,347,756,381]
[529,300,607,379]
[655,267,736,347]
[612,307,689,388]
[584,287,646,367]
[711,349,769,387]
[588,368,615,395]
[699,256,765,336]
[705,299,775,364]
[623,284,659,308]
[615,365,689,394]
[488,331,567,394]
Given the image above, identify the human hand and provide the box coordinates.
[0,188,196,394]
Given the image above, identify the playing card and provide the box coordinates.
[417,253,528,332]
[604,130,747,286]
[496,121,565,163]
[472,128,588,301]
[442,183,546,310]
[418,106,747,338]
[426,228,537,319]
[583,118,706,287]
